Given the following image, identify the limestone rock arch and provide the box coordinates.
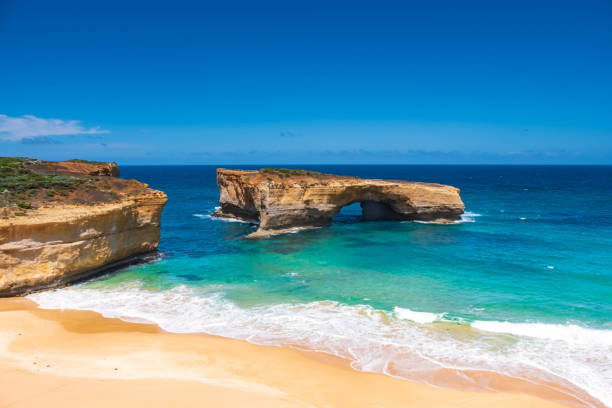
[212,168,465,237]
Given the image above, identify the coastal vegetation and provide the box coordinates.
[0,157,128,219]
[0,157,82,194]
[67,158,108,165]
[0,157,84,216]
[260,168,321,177]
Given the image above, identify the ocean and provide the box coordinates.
[28,165,612,407]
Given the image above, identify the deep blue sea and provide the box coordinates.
[30,165,612,407]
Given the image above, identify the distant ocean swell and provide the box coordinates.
[29,284,611,407]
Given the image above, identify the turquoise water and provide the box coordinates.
[29,166,612,407]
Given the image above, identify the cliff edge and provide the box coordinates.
[212,168,465,237]
[0,158,167,296]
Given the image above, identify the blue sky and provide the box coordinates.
[1,0,611,164]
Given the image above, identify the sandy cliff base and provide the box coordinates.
[0,298,579,408]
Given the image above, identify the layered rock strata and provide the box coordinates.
[212,168,464,237]
[0,159,166,296]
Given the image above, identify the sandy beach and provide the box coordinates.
[0,297,588,408]
[3,0,611,406]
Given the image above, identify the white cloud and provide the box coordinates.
[0,114,109,141]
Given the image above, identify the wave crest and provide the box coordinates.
[394,307,443,323]
[28,284,611,407]
[472,320,612,345]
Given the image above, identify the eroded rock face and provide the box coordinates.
[0,159,166,296]
[212,168,465,237]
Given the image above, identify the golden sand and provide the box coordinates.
[0,298,588,408]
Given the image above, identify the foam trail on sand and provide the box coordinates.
[28,284,611,407]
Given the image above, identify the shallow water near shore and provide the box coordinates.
[29,165,612,407]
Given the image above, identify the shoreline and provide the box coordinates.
[0,297,598,408]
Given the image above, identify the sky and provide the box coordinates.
[1,0,611,164]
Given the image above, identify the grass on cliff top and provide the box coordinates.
[0,157,83,195]
[67,158,108,165]
[260,168,322,176]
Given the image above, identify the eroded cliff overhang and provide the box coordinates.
[212,168,465,237]
[0,158,167,297]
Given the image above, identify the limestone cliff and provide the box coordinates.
[212,168,464,237]
[0,158,167,296]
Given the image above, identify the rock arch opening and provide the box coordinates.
[333,200,412,224]
[360,200,409,221]
[332,202,362,224]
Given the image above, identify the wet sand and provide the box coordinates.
[0,297,589,408]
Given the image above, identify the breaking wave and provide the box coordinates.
[394,307,444,323]
[28,283,611,407]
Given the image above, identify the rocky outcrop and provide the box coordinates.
[212,168,465,237]
[0,159,167,296]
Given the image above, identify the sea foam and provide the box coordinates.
[471,320,612,345]
[193,213,256,224]
[459,211,482,223]
[411,211,482,225]
[394,307,443,323]
[28,284,612,407]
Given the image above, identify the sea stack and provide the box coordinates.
[212,168,465,237]
[0,158,167,296]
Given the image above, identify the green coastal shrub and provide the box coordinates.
[0,157,83,194]
[67,158,106,165]
[260,168,320,176]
